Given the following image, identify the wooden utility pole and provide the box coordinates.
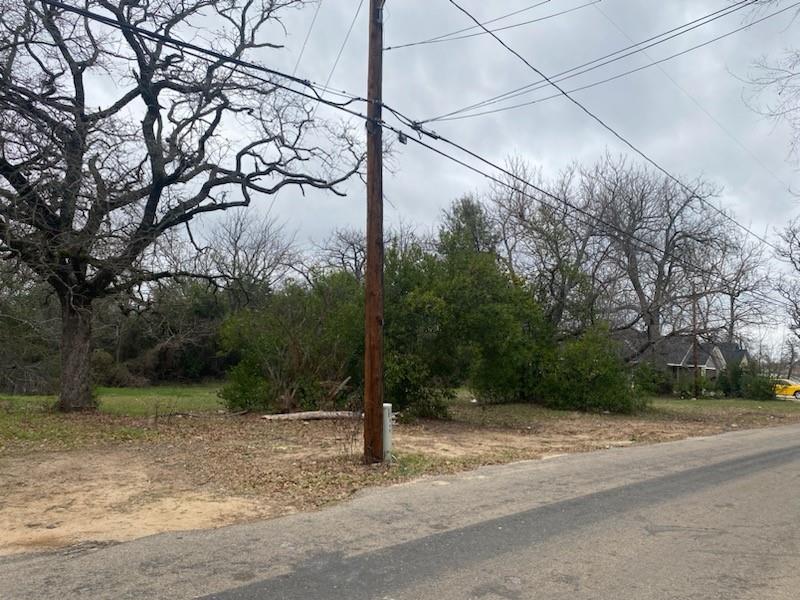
[363,0,385,463]
[692,282,701,399]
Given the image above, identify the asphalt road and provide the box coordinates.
[2,425,800,599]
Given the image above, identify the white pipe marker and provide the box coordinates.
[382,403,392,462]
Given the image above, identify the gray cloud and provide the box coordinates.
[258,0,798,251]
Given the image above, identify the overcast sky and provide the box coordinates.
[254,0,799,253]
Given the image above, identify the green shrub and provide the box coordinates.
[219,272,364,412]
[632,362,672,396]
[385,352,451,420]
[674,375,719,399]
[468,295,551,404]
[716,368,732,397]
[717,363,744,397]
[218,361,272,412]
[539,326,647,414]
[741,368,776,401]
[91,349,148,387]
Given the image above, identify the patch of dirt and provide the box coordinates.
[0,448,269,556]
[395,417,725,459]
[0,409,795,556]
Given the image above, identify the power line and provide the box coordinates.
[291,0,325,77]
[34,0,791,312]
[593,3,794,194]
[321,0,365,94]
[386,0,552,50]
[399,134,792,313]
[425,0,758,122]
[40,0,433,142]
[427,0,796,198]
[432,1,800,123]
[39,0,367,108]
[385,0,600,51]
[445,0,783,254]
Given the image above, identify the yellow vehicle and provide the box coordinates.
[773,379,800,399]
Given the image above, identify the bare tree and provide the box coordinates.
[487,158,619,335]
[746,0,800,161]
[0,1,361,410]
[206,210,295,310]
[313,227,367,283]
[744,5,800,349]
[586,156,723,355]
[778,219,800,339]
[711,232,773,343]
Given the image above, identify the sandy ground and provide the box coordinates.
[0,411,789,556]
[0,449,264,554]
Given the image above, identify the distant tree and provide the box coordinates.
[486,157,618,335]
[206,210,295,311]
[778,219,800,341]
[438,195,499,257]
[712,232,773,343]
[0,1,361,410]
[313,227,367,283]
[585,156,723,356]
[0,264,59,393]
[745,3,800,363]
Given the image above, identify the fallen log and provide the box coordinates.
[261,410,361,421]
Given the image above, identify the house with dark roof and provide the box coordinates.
[619,332,749,381]
[652,336,727,381]
[716,342,750,370]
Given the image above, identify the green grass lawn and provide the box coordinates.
[448,392,800,428]
[0,384,223,451]
[94,384,223,416]
[0,384,223,416]
[648,397,800,418]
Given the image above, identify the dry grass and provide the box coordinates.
[3,387,800,555]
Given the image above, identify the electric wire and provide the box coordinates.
[385,0,601,51]
[445,0,783,255]
[304,0,366,129]
[431,0,798,123]
[321,0,365,95]
[291,0,324,77]
[384,0,602,50]
[425,0,758,123]
[384,0,552,50]
[39,0,367,107]
[385,0,551,50]
[593,3,794,194]
[433,3,797,123]
[40,0,428,137]
[35,0,791,312]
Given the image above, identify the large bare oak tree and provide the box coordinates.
[0,0,361,410]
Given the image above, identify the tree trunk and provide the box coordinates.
[646,309,661,347]
[728,296,736,343]
[57,296,96,412]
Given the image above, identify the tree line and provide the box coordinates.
[2,155,792,414]
[2,1,798,414]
